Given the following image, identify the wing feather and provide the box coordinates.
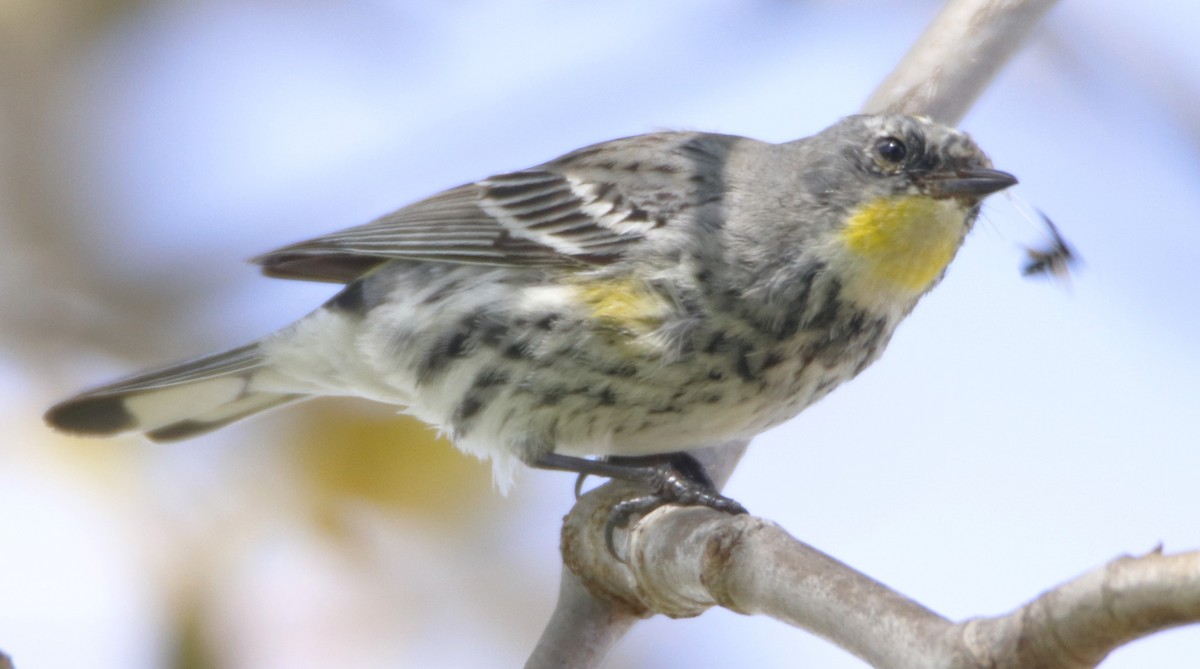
[253,132,736,283]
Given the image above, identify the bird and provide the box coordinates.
[45,113,1016,514]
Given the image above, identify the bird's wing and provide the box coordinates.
[252,132,733,283]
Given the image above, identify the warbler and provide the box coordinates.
[45,114,1015,509]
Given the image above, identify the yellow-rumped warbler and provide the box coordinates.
[46,114,1015,510]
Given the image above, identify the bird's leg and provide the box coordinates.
[533,452,748,556]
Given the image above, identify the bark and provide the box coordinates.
[560,491,1199,669]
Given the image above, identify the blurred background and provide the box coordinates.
[2,1,1198,667]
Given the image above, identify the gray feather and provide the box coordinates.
[45,343,305,442]
[251,132,739,283]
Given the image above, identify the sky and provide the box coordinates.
[3,1,1198,668]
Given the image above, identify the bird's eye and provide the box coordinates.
[874,136,908,165]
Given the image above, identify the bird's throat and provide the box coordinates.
[838,195,969,294]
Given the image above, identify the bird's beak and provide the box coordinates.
[923,168,1018,199]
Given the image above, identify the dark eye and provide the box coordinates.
[874,136,908,164]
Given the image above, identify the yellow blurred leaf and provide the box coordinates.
[286,399,493,526]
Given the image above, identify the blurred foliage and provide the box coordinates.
[169,595,214,669]
[287,399,494,532]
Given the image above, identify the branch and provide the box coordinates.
[526,442,747,669]
[862,0,1060,124]
[964,547,1200,668]
[563,492,1200,669]
[523,567,643,669]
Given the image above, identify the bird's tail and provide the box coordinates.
[45,342,306,442]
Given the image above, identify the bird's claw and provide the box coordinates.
[603,460,748,560]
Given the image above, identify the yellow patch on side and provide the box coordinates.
[839,195,969,293]
[574,277,670,333]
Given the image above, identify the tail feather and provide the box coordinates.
[46,343,306,442]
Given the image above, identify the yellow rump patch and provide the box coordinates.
[574,277,670,332]
[839,195,968,293]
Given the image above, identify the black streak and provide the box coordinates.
[454,395,485,423]
[596,387,618,406]
[537,385,568,407]
[735,346,757,383]
[326,281,366,313]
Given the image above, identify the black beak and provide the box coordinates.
[924,168,1018,199]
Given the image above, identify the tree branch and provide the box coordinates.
[524,567,643,669]
[862,0,1060,124]
[963,547,1200,668]
[526,442,747,669]
[563,494,1200,669]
